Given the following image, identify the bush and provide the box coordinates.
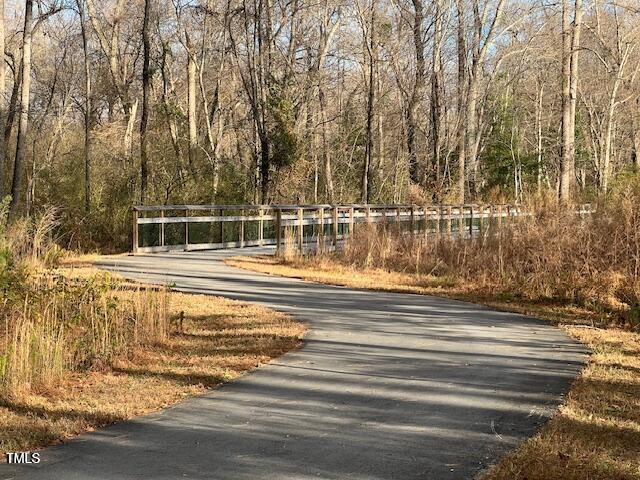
[0,207,170,397]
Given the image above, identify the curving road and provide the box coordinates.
[2,247,587,480]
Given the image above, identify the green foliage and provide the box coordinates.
[481,102,537,196]
[155,101,186,121]
[268,93,299,168]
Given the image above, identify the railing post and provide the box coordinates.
[240,209,245,248]
[424,205,429,238]
[318,207,325,252]
[297,207,304,252]
[332,206,339,247]
[506,204,512,226]
[468,205,474,238]
[184,209,190,251]
[447,206,452,238]
[410,205,415,233]
[365,206,371,223]
[160,209,165,248]
[132,208,139,254]
[458,206,465,238]
[219,208,224,245]
[275,208,282,256]
[349,207,355,239]
[478,204,484,238]
[259,208,264,245]
[436,206,441,238]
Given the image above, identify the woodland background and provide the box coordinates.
[0,0,638,251]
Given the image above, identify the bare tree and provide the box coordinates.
[140,0,151,203]
[9,0,34,217]
[77,0,91,213]
[559,0,583,201]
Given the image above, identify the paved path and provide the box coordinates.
[3,248,587,480]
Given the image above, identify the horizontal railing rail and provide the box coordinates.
[132,203,594,254]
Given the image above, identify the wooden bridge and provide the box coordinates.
[132,203,532,254]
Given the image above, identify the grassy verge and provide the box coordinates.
[0,261,305,454]
[227,254,640,480]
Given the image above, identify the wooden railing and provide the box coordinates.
[131,203,561,254]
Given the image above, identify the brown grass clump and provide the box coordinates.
[331,190,640,329]
[0,266,304,454]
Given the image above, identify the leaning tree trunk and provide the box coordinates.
[9,0,33,218]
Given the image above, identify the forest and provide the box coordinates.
[0,0,637,249]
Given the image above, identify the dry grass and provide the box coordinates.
[227,188,640,480]
[229,255,640,479]
[0,264,304,454]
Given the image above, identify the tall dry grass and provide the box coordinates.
[0,204,170,397]
[334,188,640,329]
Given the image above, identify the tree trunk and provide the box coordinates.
[186,34,197,169]
[430,0,444,196]
[456,0,466,203]
[0,0,5,200]
[260,133,269,203]
[9,0,33,218]
[559,0,582,201]
[140,0,151,204]
[362,0,377,203]
[77,0,91,213]
[159,41,183,177]
[536,81,543,192]
[319,85,334,202]
[406,0,425,186]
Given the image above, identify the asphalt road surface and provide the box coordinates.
[2,247,587,480]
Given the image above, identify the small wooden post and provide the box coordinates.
[506,205,512,226]
[275,208,282,256]
[184,209,190,251]
[436,206,441,237]
[258,208,264,245]
[468,205,474,238]
[318,207,325,251]
[332,206,339,246]
[297,207,304,252]
[410,205,415,233]
[396,206,401,228]
[219,208,224,245]
[478,204,484,238]
[424,205,429,238]
[132,208,139,254]
[365,206,371,223]
[447,206,452,238]
[240,209,245,247]
[349,207,355,239]
[160,209,165,248]
[458,206,465,237]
